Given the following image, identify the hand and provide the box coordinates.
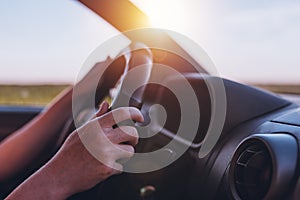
[73,58,111,97]
[49,104,144,197]
[5,104,144,200]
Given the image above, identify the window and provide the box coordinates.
[0,0,129,106]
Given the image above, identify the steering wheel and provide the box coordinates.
[109,43,153,110]
[57,43,153,199]
[56,42,153,154]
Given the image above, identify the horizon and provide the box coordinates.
[0,0,300,85]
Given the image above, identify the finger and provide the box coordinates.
[107,126,139,146]
[95,101,110,117]
[99,107,144,127]
[114,144,135,160]
[111,162,123,174]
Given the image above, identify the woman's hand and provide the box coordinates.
[6,104,144,200]
[50,104,144,196]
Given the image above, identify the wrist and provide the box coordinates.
[41,158,74,199]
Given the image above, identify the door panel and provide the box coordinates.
[0,106,43,142]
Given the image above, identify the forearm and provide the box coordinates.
[5,105,143,200]
[5,159,70,200]
[0,86,73,181]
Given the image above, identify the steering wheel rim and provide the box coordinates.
[58,42,153,199]
[58,42,153,151]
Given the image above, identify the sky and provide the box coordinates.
[0,0,300,85]
[0,0,122,84]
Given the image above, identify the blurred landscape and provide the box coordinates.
[0,85,69,106]
[0,84,299,106]
[255,84,300,95]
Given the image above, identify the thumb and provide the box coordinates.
[95,101,110,117]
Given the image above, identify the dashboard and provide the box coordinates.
[72,72,300,200]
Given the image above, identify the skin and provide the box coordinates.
[5,103,144,200]
[0,57,144,199]
[0,87,74,181]
[0,58,112,181]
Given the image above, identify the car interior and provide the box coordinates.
[0,0,300,199]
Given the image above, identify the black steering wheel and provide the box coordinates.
[62,43,153,199]
[57,42,153,153]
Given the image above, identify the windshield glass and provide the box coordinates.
[0,0,129,85]
[0,0,299,106]
[131,0,300,85]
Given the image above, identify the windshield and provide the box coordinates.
[0,0,129,85]
[131,0,300,85]
[0,0,299,106]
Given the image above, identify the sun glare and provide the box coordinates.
[131,0,189,31]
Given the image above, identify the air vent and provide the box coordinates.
[229,134,298,200]
[233,141,272,200]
